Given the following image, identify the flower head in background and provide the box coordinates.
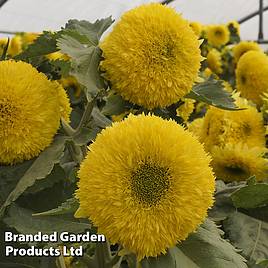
[206,48,223,74]
[206,25,230,47]
[227,20,240,35]
[189,21,203,37]
[0,60,71,164]
[75,114,215,259]
[211,144,267,182]
[200,98,265,151]
[100,3,202,109]
[233,41,261,63]
[236,50,268,106]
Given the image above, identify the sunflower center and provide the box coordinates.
[240,75,247,84]
[215,30,223,36]
[242,123,251,135]
[130,162,171,206]
[224,165,248,176]
[0,100,15,124]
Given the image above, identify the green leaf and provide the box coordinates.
[231,183,268,209]
[73,127,100,146]
[223,212,268,266]
[141,247,199,268]
[91,107,112,128]
[64,18,113,46]
[178,219,247,268]
[15,31,60,60]
[58,18,113,98]
[49,59,71,77]
[256,259,268,267]
[33,197,79,216]
[4,204,91,236]
[58,35,103,97]
[185,78,240,110]
[0,160,34,205]
[0,136,66,217]
[102,94,128,116]
[24,164,66,195]
[209,181,242,221]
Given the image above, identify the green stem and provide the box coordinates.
[76,99,96,131]
[95,241,110,268]
[61,118,76,136]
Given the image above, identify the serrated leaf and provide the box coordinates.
[58,18,113,98]
[58,35,103,97]
[102,94,128,116]
[4,204,91,236]
[178,219,247,268]
[15,31,60,60]
[33,198,78,217]
[185,78,240,110]
[231,184,268,209]
[141,247,199,268]
[64,18,113,45]
[223,212,268,266]
[0,136,66,217]
[49,59,71,77]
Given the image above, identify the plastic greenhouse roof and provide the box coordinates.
[0,0,268,43]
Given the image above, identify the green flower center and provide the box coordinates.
[130,161,171,206]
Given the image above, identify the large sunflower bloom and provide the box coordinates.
[0,60,71,164]
[206,25,230,47]
[200,98,265,151]
[236,51,268,106]
[100,3,202,109]
[211,144,267,182]
[75,114,215,259]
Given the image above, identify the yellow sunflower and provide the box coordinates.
[236,51,268,106]
[187,117,204,140]
[58,76,81,98]
[46,51,70,61]
[75,114,215,259]
[176,98,195,121]
[233,41,261,63]
[0,60,71,164]
[189,21,203,37]
[211,144,267,182]
[206,25,230,47]
[227,21,240,35]
[21,32,40,46]
[0,36,22,57]
[206,49,223,74]
[100,3,202,109]
[200,98,265,151]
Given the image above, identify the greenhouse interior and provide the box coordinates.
[0,0,268,267]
